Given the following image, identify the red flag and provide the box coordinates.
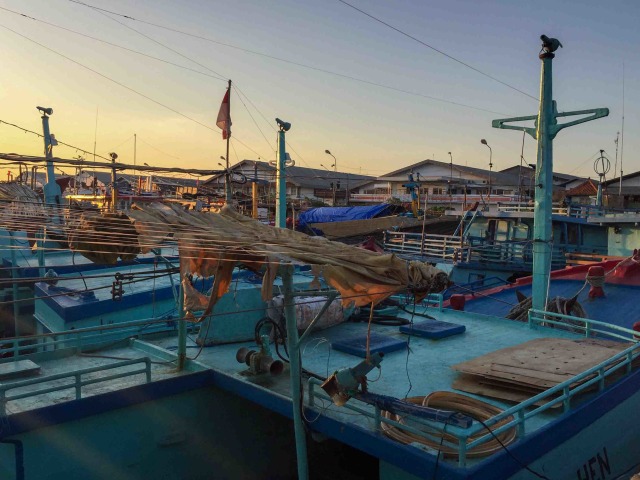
[216,89,231,140]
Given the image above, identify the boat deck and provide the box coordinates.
[0,301,590,467]
[461,279,640,329]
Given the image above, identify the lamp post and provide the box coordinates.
[325,149,341,205]
[448,152,453,207]
[480,139,492,199]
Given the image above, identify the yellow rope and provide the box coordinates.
[381,391,516,458]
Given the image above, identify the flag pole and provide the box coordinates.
[225,79,232,203]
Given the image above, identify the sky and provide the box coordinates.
[0,0,638,183]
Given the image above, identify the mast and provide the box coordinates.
[225,79,232,203]
[134,133,138,194]
[491,35,608,313]
[619,63,625,196]
[275,118,291,228]
[39,106,62,223]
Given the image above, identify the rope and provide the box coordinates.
[506,295,587,322]
[381,391,516,458]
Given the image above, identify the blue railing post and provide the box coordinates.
[281,264,308,480]
[75,373,82,400]
[177,277,187,371]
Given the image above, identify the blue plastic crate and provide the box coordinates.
[399,320,465,339]
[331,332,407,358]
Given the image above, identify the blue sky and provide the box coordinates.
[0,0,637,181]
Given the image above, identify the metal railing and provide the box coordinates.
[497,202,569,215]
[0,357,152,415]
[465,240,567,268]
[307,310,640,467]
[0,316,185,358]
[383,231,469,261]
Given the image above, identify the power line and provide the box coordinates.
[0,119,112,162]
[66,5,271,162]
[0,24,217,132]
[231,85,276,157]
[64,0,508,116]
[90,8,227,82]
[0,6,225,82]
[335,0,539,102]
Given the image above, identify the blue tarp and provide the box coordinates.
[298,204,393,228]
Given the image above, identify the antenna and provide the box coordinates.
[93,106,98,163]
[619,63,625,195]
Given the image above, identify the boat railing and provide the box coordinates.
[308,309,640,467]
[383,231,470,261]
[0,316,186,358]
[466,240,566,267]
[0,357,152,416]
[497,202,568,215]
[442,276,509,298]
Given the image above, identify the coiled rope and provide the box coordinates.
[506,295,587,323]
[381,391,516,458]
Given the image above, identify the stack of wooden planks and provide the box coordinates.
[452,338,630,405]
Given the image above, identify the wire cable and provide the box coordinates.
[335,0,538,102]
[63,0,509,116]
[0,24,217,133]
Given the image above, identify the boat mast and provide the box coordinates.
[38,106,62,223]
[275,118,291,228]
[619,63,625,196]
[225,79,232,203]
[491,36,609,312]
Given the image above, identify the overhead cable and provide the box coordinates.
[335,0,538,102]
[63,0,508,115]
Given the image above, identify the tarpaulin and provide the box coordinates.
[297,204,393,228]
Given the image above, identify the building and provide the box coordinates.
[602,171,640,209]
[199,160,374,207]
[499,165,584,197]
[563,179,599,205]
[352,159,521,207]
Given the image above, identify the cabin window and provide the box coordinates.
[495,220,510,242]
[566,224,579,245]
[512,224,529,241]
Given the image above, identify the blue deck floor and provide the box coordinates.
[461,279,640,329]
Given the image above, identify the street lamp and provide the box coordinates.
[480,139,493,198]
[448,151,453,203]
[325,149,337,172]
[325,149,346,205]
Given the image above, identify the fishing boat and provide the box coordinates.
[383,198,639,286]
[297,203,453,240]
[2,35,640,480]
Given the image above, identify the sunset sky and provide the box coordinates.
[0,0,637,182]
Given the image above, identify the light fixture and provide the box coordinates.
[275,118,291,131]
[36,106,53,116]
[321,352,384,406]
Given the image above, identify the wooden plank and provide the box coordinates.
[453,338,628,382]
[452,374,562,408]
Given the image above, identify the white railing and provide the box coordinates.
[497,202,569,215]
[351,193,519,204]
[383,231,469,260]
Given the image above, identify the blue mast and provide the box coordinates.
[39,106,62,222]
[491,36,608,312]
[275,118,291,229]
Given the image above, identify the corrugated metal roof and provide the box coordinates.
[565,179,598,197]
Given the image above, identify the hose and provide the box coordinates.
[381,391,516,458]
